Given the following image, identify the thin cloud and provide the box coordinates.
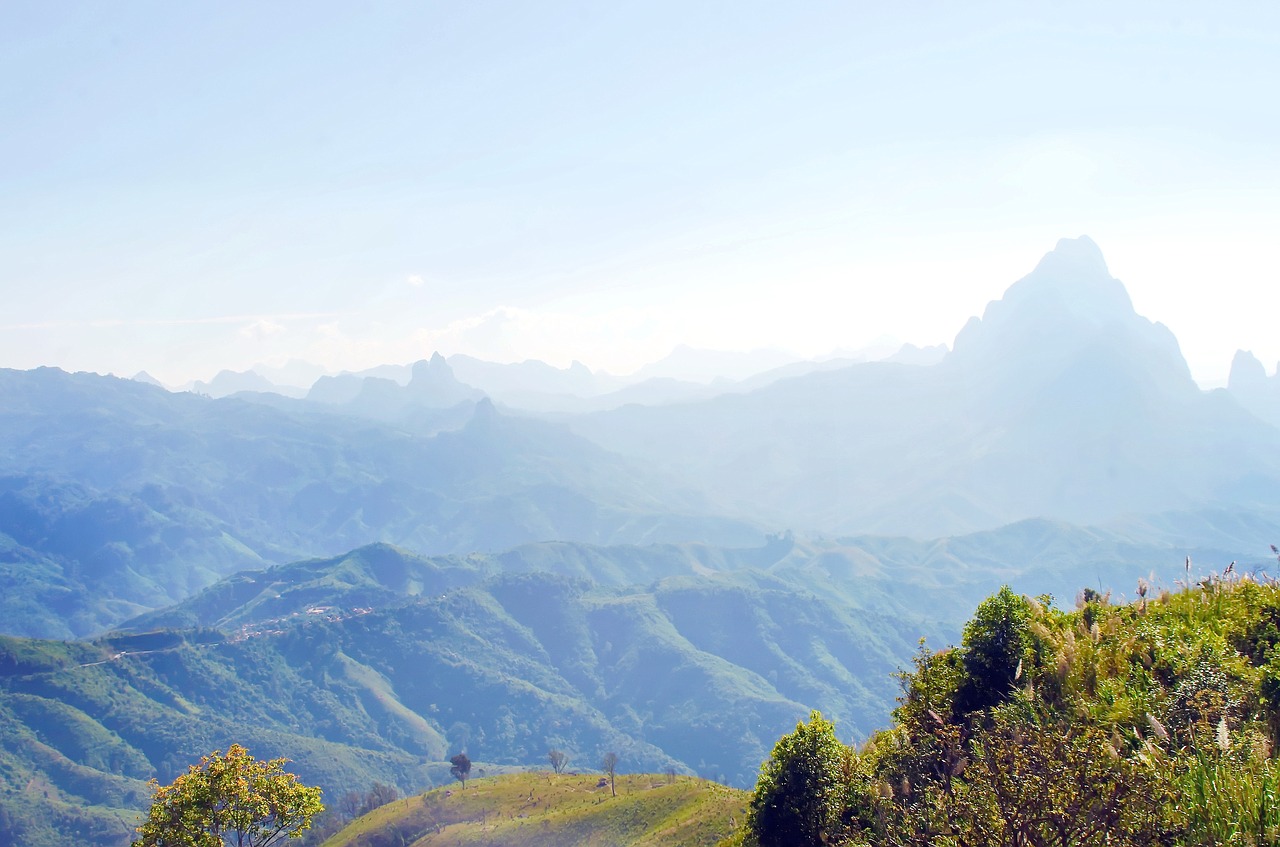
[0,312,339,331]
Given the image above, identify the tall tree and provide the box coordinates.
[548,749,569,774]
[746,712,848,847]
[132,744,323,847]
[449,753,472,789]
[602,752,619,797]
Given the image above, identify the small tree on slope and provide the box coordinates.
[132,744,323,847]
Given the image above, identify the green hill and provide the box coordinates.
[737,570,1280,846]
[7,533,1280,845]
[322,772,748,847]
[0,543,934,846]
[0,367,761,638]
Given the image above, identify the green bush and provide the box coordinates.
[741,577,1280,847]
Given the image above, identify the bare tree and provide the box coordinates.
[602,752,619,797]
[548,749,569,774]
[365,782,398,811]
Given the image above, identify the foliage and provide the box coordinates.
[743,576,1280,847]
[955,585,1033,714]
[745,711,849,847]
[132,744,324,847]
[448,754,471,788]
[548,748,569,773]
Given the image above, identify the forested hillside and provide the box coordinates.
[735,570,1280,846]
[0,542,934,846]
[0,366,758,638]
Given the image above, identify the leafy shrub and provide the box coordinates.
[741,576,1280,847]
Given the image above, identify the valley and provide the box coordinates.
[2,239,1279,845]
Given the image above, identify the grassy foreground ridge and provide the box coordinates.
[735,569,1280,846]
[323,771,747,847]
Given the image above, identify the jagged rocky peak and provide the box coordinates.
[409,353,464,391]
[948,236,1194,397]
[1229,350,1269,391]
[407,353,484,405]
[410,351,451,380]
[958,236,1134,342]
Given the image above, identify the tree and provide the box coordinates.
[941,709,1172,847]
[548,749,569,774]
[746,712,848,847]
[132,744,323,847]
[364,783,398,812]
[956,585,1033,714]
[601,752,619,797]
[336,790,364,822]
[449,753,472,788]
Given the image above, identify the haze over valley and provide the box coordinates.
[6,4,1280,845]
[4,236,1280,844]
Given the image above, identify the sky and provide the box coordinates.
[2,1,1279,387]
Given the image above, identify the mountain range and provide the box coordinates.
[3,236,1280,845]
[570,237,1280,536]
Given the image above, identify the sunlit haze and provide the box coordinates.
[3,2,1278,387]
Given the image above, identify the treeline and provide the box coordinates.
[734,573,1280,846]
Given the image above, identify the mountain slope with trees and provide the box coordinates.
[734,570,1280,846]
[0,542,936,846]
[0,367,759,637]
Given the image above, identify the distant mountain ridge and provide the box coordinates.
[0,367,760,637]
[570,237,1280,537]
[1228,348,1280,428]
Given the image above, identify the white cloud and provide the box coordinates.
[239,319,285,341]
[406,274,425,287]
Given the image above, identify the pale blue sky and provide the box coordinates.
[3,1,1279,385]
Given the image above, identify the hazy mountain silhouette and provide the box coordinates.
[1228,349,1280,428]
[571,237,1280,536]
[189,368,307,399]
[0,367,761,635]
[306,354,483,416]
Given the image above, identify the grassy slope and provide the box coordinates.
[323,772,748,847]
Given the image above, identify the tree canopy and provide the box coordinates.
[741,576,1280,847]
[132,744,323,847]
[746,712,848,847]
[449,753,472,788]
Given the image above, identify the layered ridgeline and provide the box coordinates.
[4,236,1280,844]
[731,572,1280,847]
[0,367,758,638]
[571,237,1280,537]
[6,528,1280,847]
[6,237,1280,640]
[0,541,933,847]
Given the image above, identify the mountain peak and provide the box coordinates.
[1229,350,1268,391]
[1036,235,1109,278]
[1001,234,1131,319]
[948,236,1194,398]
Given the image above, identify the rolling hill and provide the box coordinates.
[0,367,759,638]
[320,772,748,847]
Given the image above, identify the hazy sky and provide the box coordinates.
[3,1,1279,386]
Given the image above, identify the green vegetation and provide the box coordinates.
[739,575,1280,846]
[132,744,323,847]
[0,367,762,638]
[321,771,747,847]
[0,544,930,846]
